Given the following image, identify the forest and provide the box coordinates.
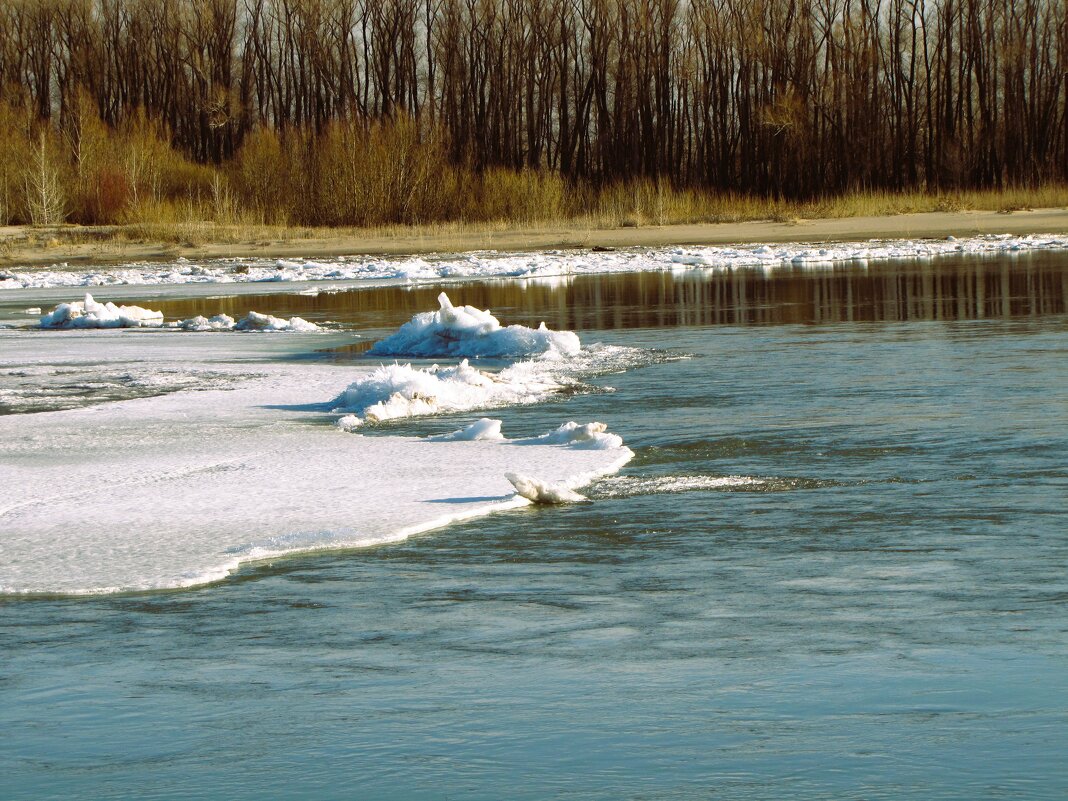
[1,0,1065,228]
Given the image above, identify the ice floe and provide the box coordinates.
[516,421,625,450]
[36,294,320,332]
[429,418,505,441]
[173,311,319,332]
[39,293,164,329]
[368,292,580,358]
[332,293,669,426]
[506,472,587,504]
[176,314,237,331]
[0,331,632,595]
[232,311,320,332]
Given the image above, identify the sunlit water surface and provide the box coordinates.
[2,254,1067,799]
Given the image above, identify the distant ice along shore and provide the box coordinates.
[37,293,320,332]
[2,233,1067,292]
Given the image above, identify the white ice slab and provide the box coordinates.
[0,331,631,595]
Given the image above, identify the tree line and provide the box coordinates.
[0,0,1065,226]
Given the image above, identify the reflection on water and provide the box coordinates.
[151,252,1068,332]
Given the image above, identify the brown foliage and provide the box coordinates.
[1,0,1066,205]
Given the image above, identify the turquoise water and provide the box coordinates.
[2,257,1068,799]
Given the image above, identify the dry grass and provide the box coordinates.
[9,179,1067,258]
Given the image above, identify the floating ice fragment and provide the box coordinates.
[336,414,364,430]
[368,292,580,358]
[177,314,236,332]
[517,421,624,450]
[506,472,587,504]
[233,311,320,332]
[38,295,320,333]
[39,293,165,329]
[430,418,505,441]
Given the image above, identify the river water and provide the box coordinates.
[2,252,1067,799]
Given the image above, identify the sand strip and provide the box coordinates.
[2,208,1067,267]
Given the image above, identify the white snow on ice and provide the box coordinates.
[3,234,1066,291]
[368,292,580,358]
[331,359,568,424]
[0,331,631,595]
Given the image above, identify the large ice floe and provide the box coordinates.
[334,294,603,425]
[37,293,319,332]
[0,331,631,595]
[38,293,164,328]
[331,292,671,428]
[3,234,1068,291]
[368,292,580,358]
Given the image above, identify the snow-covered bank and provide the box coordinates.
[3,233,1067,292]
[37,293,320,332]
[0,331,631,595]
[368,292,580,358]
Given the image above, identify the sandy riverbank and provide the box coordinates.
[2,208,1067,266]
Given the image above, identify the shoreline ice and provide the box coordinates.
[2,234,1066,292]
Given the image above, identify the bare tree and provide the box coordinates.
[24,130,65,225]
